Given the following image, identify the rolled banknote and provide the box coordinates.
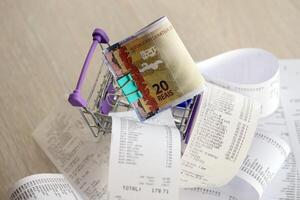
[104,16,205,120]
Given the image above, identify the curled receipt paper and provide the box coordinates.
[198,48,280,117]
[180,48,282,188]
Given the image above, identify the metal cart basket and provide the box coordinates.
[68,28,200,142]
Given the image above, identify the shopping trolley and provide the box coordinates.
[68,28,201,143]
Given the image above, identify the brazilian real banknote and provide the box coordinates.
[104,16,205,120]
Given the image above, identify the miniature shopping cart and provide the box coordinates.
[68,28,200,142]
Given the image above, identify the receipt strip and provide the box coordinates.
[108,110,181,200]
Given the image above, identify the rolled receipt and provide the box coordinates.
[181,83,261,187]
[180,49,280,187]
[198,48,280,117]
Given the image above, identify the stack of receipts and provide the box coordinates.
[7,49,300,200]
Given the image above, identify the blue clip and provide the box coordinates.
[117,74,143,103]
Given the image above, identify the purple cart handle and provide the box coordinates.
[68,28,109,107]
